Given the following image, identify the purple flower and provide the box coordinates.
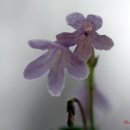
[76,82,110,116]
[24,40,89,96]
[56,12,114,61]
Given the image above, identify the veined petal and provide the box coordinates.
[56,32,78,47]
[66,12,85,30]
[86,15,103,31]
[74,36,92,61]
[91,32,114,50]
[24,50,55,79]
[29,40,54,50]
[47,53,66,96]
[67,52,89,80]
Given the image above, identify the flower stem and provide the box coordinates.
[87,51,98,130]
[67,98,88,130]
[73,98,88,130]
[88,66,95,130]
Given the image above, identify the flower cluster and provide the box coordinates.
[24,12,114,96]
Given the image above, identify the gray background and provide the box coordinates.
[0,0,130,130]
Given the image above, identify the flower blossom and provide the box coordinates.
[24,40,89,96]
[76,82,110,117]
[56,12,114,61]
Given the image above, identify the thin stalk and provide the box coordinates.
[72,98,88,130]
[88,66,95,130]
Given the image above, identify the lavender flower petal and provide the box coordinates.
[76,83,110,114]
[74,37,92,61]
[86,15,103,31]
[67,52,89,80]
[56,32,78,47]
[65,12,114,61]
[92,32,114,50]
[66,12,85,30]
[94,88,110,110]
[29,40,54,50]
[48,57,65,96]
[24,51,52,79]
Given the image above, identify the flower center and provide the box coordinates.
[83,22,92,37]
[84,32,89,37]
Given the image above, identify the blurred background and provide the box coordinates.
[0,0,130,130]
